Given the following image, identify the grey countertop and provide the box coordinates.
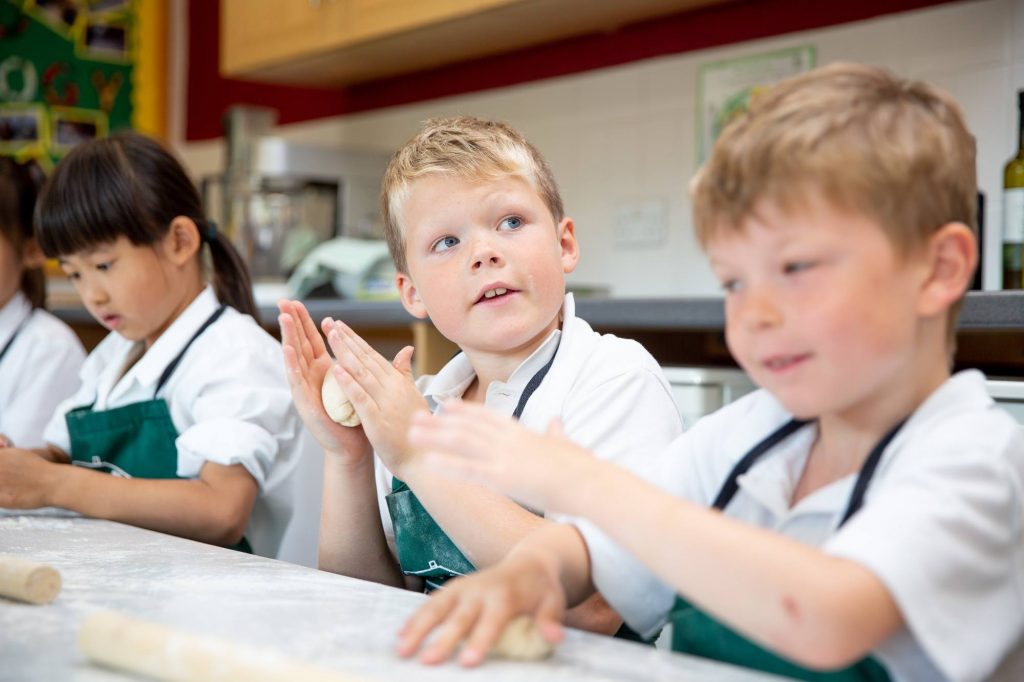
[48,290,1024,331]
[0,511,787,682]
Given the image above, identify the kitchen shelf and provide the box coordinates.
[220,0,729,86]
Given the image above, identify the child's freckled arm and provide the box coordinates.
[572,460,904,669]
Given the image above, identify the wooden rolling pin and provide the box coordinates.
[79,611,370,682]
[0,555,61,604]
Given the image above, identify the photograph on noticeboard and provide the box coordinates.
[80,21,130,61]
[88,0,130,13]
[50,106,107,153]
[0,104,47,156]
[29,0,80,34]
[696,45,816,165]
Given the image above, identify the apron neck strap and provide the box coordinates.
[511,345,558,420]
[837,417,907,525]
[711,415,909,528]
[712,418,810,510]
[153,305,227,398]
[0,308,34,366]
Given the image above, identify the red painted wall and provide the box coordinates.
[187,0,960,141]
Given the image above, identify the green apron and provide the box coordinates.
[384,348,649,642]
[385,351,556,592]
[65,306,251,553]
[668,417,906,681]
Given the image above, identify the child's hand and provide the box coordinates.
[0,448,60,508]
[322,318,430,478]
[397,550,567,666]
[0,434,11,448]
[407,401,596,513]
[277,300,372,461]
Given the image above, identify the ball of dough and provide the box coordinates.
[491,616,555,660]
[321,367,361,427]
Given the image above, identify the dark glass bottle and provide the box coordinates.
[1002,90,1024,289]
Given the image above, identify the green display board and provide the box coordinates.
[0,0,135,170]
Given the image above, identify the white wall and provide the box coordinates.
[173,0,1023,296]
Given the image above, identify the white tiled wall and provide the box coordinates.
[175,0,1023,296]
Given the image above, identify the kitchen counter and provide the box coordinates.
[49,290,1024,331]
[0,511,784,682]
[49,290,1024,376]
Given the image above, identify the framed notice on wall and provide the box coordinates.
[696,45,816,165]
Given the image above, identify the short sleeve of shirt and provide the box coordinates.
[174,339,298,490]
[572,393,781,639]
[558,363,682,471]
[826,411,1024,682]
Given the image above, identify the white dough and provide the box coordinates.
[321,367,360,427]
[491,616,556,660]
[78,611,367,682]
[0,555,61,604]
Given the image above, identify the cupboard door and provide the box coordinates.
[344,0,520,42]
[221,0,348,73]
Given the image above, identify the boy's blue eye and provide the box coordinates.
[783,261,814,275]
[721,279,743,294]
[499,216,523,230]
[431,236,459,253]
[96,261,113,272]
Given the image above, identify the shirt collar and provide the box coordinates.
[0,291,31,347]
[128,286,221,389]
[420,293,570,407]
[484,326,561,404]
[902,369,991,428]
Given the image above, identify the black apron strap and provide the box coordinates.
[511,349,558,420]
[153,305,227,398]
[0,309,32,366]
[711,418,811,511]
[709,415,909,526]
[837,418,907,526]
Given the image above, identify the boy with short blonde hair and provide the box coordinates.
[278,116,682,637]
[399,64,1024,682]
[381,117,565,273]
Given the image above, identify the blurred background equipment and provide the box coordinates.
[202,106,390,302]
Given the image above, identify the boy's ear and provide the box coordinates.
[917,222,976,317]
[395,271,428,319]
[558,217,580,274]
[20,237,46,269]
[164,216,202,266]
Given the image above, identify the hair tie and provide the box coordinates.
[203,220,218,243]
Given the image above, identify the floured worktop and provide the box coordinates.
[0,511,787,682]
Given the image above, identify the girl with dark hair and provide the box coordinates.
[0,158,85,448]
[0,133,316,561]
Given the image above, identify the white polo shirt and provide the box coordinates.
[43,286,316,560]
[0,292,84,448]
[375,293,684,558]
[575,370,1024,682]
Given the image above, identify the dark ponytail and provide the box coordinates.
[35,132,258,320]
[205,229,256,321]
[0,158,45,309]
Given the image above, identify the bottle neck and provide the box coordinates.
[1019,97,1024,153]
[1019,111,1024,154]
